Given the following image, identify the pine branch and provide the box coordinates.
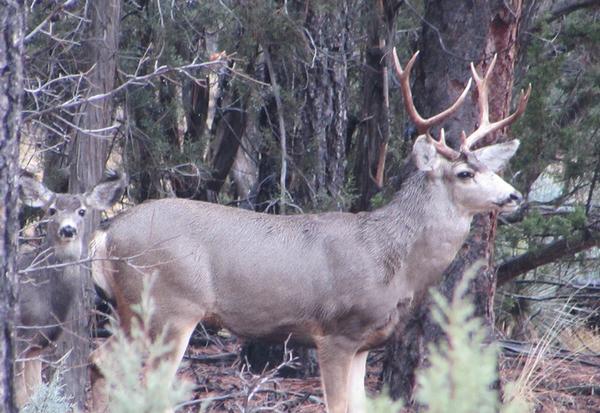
[546,0,600,23]
[496,226,600,286]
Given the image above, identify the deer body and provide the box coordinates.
[91,51,530,413]
[95,173,469,345]
[15,173,125,407]
[17,251,79,350]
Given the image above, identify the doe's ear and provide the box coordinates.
[19,174,55,208]
[471,139,520,172]
[85,171,127,210]
[412,135,439,172]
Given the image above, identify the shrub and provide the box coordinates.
[97,278,192,413]
[368,263,530,413]
[21,371,74,413]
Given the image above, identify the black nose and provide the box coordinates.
[509,191,522,203]
[59,225,77,238]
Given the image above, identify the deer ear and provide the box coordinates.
[412,135,439,172]
[471,139,520,172]
[85,172,127,210]
[19,174,55,208]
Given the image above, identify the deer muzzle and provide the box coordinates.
[58,225,78,239]
[495,190,522,211]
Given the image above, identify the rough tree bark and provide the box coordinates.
[293,2,350,209]
[64,0,121,408]
[353,0,398,211]
[0,1,24,411]
[205,75,246,202]
[384,0,525,402]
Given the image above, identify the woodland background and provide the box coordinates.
[1,0,599,412]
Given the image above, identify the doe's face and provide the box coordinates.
[19,171,127,261]
[43,194,88,260]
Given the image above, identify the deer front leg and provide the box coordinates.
[317,336,356,413]
[348,351,368,413]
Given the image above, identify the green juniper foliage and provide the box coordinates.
[368,263,529,413]
[495,6,599,345]
[21,372,74,413]
[366,388,404,413]
[416,263,528,413]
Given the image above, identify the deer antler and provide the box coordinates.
[392,48,472,159]
[461,54,532,151]
[433,128,462,160]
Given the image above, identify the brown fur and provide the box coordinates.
[91,149,521,413]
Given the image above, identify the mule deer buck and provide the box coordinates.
[15,172,125,406]
[91,50,530,413]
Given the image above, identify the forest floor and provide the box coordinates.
[177,333,600,413]
[499,352,600,413]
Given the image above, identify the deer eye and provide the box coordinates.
[78,209,86,217]
[48,207,57,216]
[457,171,474,179]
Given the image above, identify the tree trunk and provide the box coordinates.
[215,57,259,208]
[352,0,397,211]
[205,86,246,201]
[383,0,524,402]
[292,2,350,209]
[65,1,121,408]
[0,1,25,411]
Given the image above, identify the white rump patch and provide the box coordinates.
[90,231,113,299]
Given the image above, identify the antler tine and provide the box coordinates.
[459,130,468,147]
[393,48,426,133]
[393,48,472,135]
[463,54,531,151]
[431,128,460,160]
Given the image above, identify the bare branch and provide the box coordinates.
[262,45,289,214]
[23,59,226,121]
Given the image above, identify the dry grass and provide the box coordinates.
[560,328,600,354]
[501,353,600,413]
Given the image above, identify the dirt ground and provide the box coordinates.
[176,334,600,412]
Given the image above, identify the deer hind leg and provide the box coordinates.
[90,317,196,413]
[148,318,197,388]
[348,350,368,413]
[90,335,117,413]
[15,359,26,407]
[316,336,357,413]
[15,349,43,407]
[23,356,42,400]
[90,302,148,413]
[143,318,197,413]
[15,359,29,407]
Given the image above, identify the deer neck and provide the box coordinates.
[31,240,84,284]
[50,240,83,262]
[366,172,472,293]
